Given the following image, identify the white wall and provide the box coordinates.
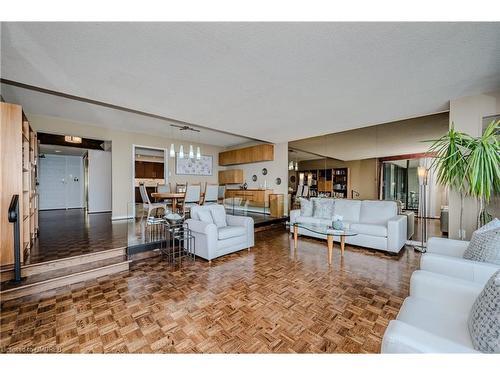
[29,114,225,219]
[448,91,500,239]
[87,150,112,213]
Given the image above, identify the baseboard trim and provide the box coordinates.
[111,215,133,221]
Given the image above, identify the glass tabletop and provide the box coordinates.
[291,222,358,236]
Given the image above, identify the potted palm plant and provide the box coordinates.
[427,119,500,236]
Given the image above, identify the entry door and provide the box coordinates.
[39,155,84,210]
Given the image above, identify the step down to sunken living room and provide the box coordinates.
[0,247,130,302]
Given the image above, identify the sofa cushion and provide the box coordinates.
[333,199,361,222]
[351,223,387,237]
[299,198,313,217]
[296,216,331,226]
[397,297,473,348]
[360,200,398,224]
[312,198,335,219]
[209,205,227,228]
[218,226,246,240]
[468,270,500,353]
[463,226,500,265]
[197,209,214,224]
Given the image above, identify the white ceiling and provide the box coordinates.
[2,22,500,143]
[0,84,249,147]
[288,148,322,161]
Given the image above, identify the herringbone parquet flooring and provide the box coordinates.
[1,228,420,353]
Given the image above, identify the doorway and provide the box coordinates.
[39,148,85,210]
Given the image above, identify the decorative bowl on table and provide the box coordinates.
[332,214,344,230]
[165,213,183,226]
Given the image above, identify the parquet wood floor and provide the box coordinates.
[1,228,420,353]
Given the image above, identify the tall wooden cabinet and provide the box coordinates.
[0,102,39,267]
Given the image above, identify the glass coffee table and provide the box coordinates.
[291,223,357,265]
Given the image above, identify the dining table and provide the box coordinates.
[151,192,204,212]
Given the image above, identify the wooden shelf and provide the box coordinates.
[1,102,39,267]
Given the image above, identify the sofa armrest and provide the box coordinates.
[420,253,499,284]
[290,209,301,225]
[387,215,407,252]
[185,219,217,235]
[185,219,218,261]
[381,320,477,353]
[226,215,254,247]
[427,237,469,257]
[409,270,483,314]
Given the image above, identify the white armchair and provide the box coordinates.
[186,205,254,263]
[382,270,484,353]
[420,237,499,282]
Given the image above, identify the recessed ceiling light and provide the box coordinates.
[65,135,82,144]
[55,150,61,153]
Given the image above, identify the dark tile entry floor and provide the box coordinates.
[26,209,128,265]
[27,209,286,265]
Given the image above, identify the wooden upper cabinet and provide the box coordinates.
[219,169,244,184]
[219,144,274,166]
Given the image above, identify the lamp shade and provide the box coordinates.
[178,145,184,159]
[417,166,428,185]
[169,144,175,158]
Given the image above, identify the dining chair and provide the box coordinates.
[180,183,201,217]
[157,183,171,193]
[156,183,173,210]
[176,183,186,193]
[203,184,219,205]
[139,183,167,219]
[218,185,226,204]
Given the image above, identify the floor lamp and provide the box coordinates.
[415,166,428,252]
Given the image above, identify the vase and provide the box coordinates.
[333,220,344,230]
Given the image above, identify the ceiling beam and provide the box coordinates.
[0,78,271,144]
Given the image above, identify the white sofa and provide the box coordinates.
[421,237,499,283]
[381,270,485,353]
[186,204,254,262]
[290,199,407,253]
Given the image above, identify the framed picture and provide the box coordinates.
[175,154,213,176]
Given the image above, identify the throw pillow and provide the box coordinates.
[468,270,500,353]
[313,198,335,219]
[197,209,214,224]
[299,198,313,217]
[463,226,500,265]
[210,205,227,228]
[475,218,500,234]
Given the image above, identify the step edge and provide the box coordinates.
[0,260,131,295]
[1,246,127,274]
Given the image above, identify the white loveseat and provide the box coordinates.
[381,270,485,353]
[420,237,500,283]
[186,204,254,262]
[290,199,407,253]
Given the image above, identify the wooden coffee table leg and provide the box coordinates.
[327,234,333,265]
[293,224,298,249]
[340,235,345,256]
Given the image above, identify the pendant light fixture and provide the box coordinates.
[170,124,201,160]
